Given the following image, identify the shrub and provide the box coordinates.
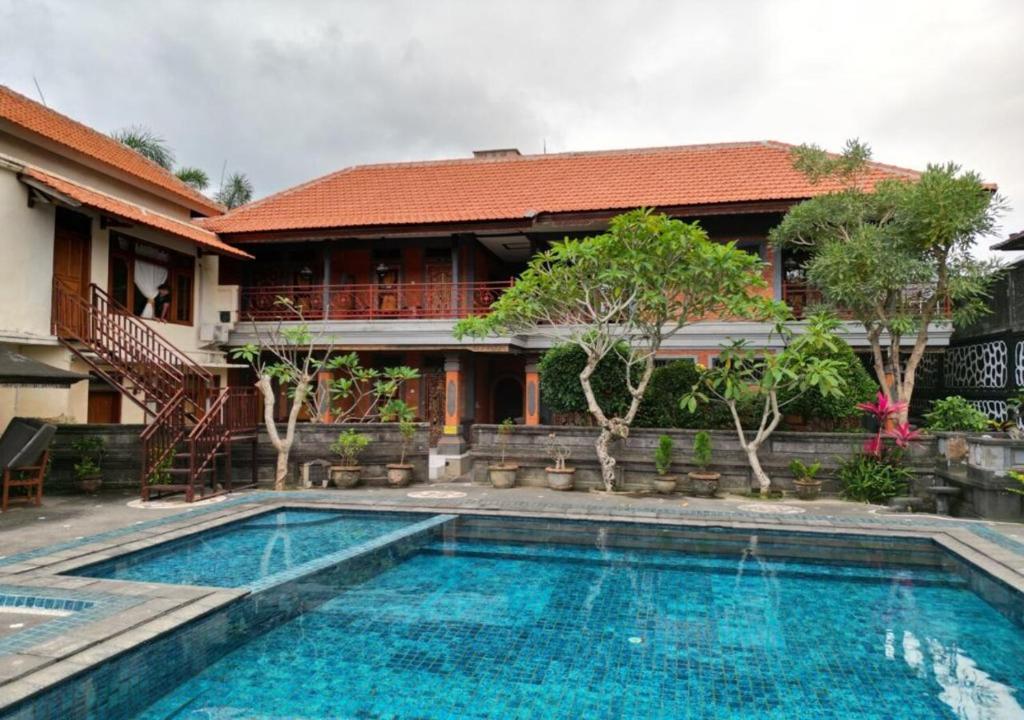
[692,431,713,471]
[538,343,629,417]
[837,453,911,503]
[330,430,371,466]
[779,339,877,427]
[635,360,701,428]
[923,396,990,432]
[789,459,821,481]
[654,435,673,475]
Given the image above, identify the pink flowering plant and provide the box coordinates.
[839,392,919,503]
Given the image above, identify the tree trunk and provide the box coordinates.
[256,374,309,492]
[273,442,291,491]
[746,444,771,493]
[594,427,617,492]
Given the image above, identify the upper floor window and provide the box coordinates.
[109,234,195,325]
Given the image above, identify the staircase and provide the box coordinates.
[52,281,259,502]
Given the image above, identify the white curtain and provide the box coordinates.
[134,259,168,319]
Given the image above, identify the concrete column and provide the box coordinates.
[443,354,461,435]
[524,358,540,426]
[437,353,468,456]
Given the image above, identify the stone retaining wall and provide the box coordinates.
[46,422,430,494]
[469,424,939,495]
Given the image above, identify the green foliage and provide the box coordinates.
[216,172,254,209]
[634,360,701,428]
[174,166,210,190]
[111,125,175,169]
[382,399,416,465]
[770,140,1005,416]
[923,396,990,432]
[1007,469,1024,496]
[789,459,821,481]
[538,343,629,417]
[654,435,673,475]
[692,431,713,470]
[148,454,174,485]
[837,453,911,503]
[779,338,877,425]
[330,430,371,467]
[70,437,105,479]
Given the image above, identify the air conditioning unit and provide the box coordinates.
[199,323,232,343]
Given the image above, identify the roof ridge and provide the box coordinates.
[0,84,225,214]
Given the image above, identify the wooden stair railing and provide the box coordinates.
[53,281,258,502]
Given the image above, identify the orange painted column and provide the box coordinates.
[316,370,335,422]
[443,355,461,436]
[524,358,540,426]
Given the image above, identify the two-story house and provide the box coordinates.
[202,143,953,459]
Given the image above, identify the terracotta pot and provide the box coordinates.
[688,471,720,498]
[75,474,102,494]
[386,464,414,488]
[546,467,575,491]
[793,479,822,500]
[330,465,361,488]
[652,475,678,494]
[488,464,518,489]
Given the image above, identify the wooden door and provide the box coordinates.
[424,262,452,316]
[87,390,121,424]
[52,209,92,335]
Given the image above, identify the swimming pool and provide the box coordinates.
[19,513,1024,719]
[68,508,426,588]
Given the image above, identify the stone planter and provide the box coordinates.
[652,475,678,494]
[688,471,720,498]
[330,465,361,488]
[546,467,576,491]
[75,474,102,494]
[488,464,518,489]
[386,464,414,488]
[793,479,822,500]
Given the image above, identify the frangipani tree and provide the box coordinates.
[230,298,417,490]
[682,314,848,492]
[770,140,1004,422]
[455,209,777,491]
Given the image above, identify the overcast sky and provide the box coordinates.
[1,0,1022,253]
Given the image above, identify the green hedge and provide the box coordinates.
[779,338,877,427]
[539,346,762,430]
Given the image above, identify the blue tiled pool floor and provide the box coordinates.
[67,508,424,588]
[134,538,1024,720]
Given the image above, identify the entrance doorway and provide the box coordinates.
[52,208,92,334]
[492,376,523,424]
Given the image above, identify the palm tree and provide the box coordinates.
[110,125,175,170]
[174,166,209,191]
[215,172,254,209]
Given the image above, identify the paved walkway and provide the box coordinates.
[2,483,1023,568]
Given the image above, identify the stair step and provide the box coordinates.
[173,451,227,459]
[164,467,213,475]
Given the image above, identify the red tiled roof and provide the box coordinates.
[21,167,251,259]
[204,141,923,235]
[0,84,223,216]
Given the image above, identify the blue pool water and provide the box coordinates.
[131,534,1024,720]
[68,508,421,587]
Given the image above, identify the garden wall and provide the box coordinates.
[46,422,430,494]
[469,424,940,495]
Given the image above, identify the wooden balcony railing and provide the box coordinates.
[783,281,952,320]
[239,280,513,321]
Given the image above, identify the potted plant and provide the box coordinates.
[545,433,575,491]
[382,400,415,487]
[789,459,823,500]
[71,436,104,494]
[386,418,416,487]
[329,429,371,488]
[488,418,519,488]
[652,435,678,494]
[687,431,719,497]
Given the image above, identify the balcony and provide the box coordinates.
[239,280,513,321]
[782,281,951,320]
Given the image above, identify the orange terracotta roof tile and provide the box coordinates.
[21,167,251,259]
[204,141,923,235]
[0,84,224,216]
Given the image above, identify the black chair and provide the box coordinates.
[0,419,56,512]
